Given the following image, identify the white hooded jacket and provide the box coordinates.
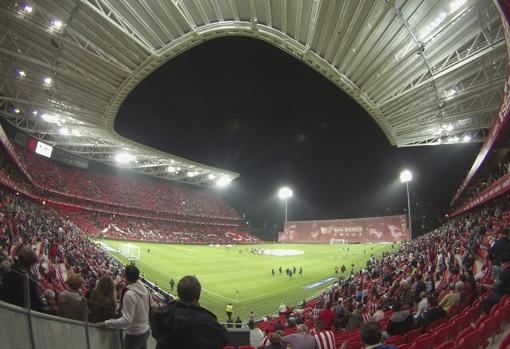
[105,280,150,335]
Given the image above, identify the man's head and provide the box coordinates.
[500,228,509,238]
[16,246,38,268]
[124,265,140,283]
[66,273,84,291]
[297,324,308,333]
[360,321,383,346]
[177,275,201,304]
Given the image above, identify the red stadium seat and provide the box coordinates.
[454,327,482,349]
[385,335,407,346]
[436,342,454,349]
[406,328,423,343]
[409,333,434,349]
[433,322,456,347]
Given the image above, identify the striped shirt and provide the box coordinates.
[314,330,336,349]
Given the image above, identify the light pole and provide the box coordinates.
[400,170,413,239]
[278,187,293,222]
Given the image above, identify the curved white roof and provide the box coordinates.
[0,0,507,185]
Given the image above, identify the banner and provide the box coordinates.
[279,215,409,243]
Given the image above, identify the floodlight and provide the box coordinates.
[41,113,59,123]
[208,174,216,180]
[278,187,293,200]
[186,171,197,177]
[400,170,412,183]
[167,166,176,173]
[216,176,232,188]
[114,152,135,164]
[43,77,52,86]
[32,110,38,116]
[445,124,454,132]
[12,108,20,114]
[463,135,471,142]
[50,19,63,30]
[20,3,33,13]
[71,128,81,136]
[59,126,70,135]
[17,70,26,78]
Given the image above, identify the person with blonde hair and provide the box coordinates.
[59,273,85,320]
[90,275,117,323]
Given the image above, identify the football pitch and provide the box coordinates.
[99,240,396,321]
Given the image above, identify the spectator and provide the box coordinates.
[153,275,227,349]
[482,251,510,313]
[313,319,336,349]
[235,315,242,328]
[248,310,255,329]
[360,321,396,349]
[43,289,58,315]
[415,296,446,328]
[101,265,151,349]
[439,282,462,312]
[59,273,86,321]
[345,308,362,330]
[3,246,49,313]
[386,301,414,336]
[282,324,317,349]
[90,275,117,323]
[488,228,510,265]
[319,302,336,330]
[415,291,428,318]
[265,333,285,349]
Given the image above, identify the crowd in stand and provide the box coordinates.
[456,159,510,208]
[254,202,510,349]
[16,146,240,220]
[69,211,257,244]
[0,188,125,321]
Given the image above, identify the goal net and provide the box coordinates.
[119,243,140,260]
[330,239,346,245]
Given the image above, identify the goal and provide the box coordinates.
[330,239,346,245]
[119,243,140,261]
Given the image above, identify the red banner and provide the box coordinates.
[451,171,510,216]
[279,215,409,243]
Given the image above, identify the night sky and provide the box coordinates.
[116,37,481,237]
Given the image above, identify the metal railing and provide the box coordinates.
[0,272,123,349]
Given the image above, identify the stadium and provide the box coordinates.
[0,0,510,349]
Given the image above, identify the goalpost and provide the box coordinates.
[330,239,347,246]
[119,243,140,261]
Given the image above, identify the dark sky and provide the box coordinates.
[116,37,480,236]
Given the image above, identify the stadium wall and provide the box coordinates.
[279,215,409,243]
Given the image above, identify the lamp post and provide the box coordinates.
[400,170,413,239]
[278,187,293,222]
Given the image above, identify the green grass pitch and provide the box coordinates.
[99,240,395,321]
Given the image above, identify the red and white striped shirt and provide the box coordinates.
[314,330,336,349]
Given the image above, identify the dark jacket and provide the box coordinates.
[416,306,447,328]
[387,310,414,336]
[155,300,228,349]
[3,266,49,313]
[489,238,510,265]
